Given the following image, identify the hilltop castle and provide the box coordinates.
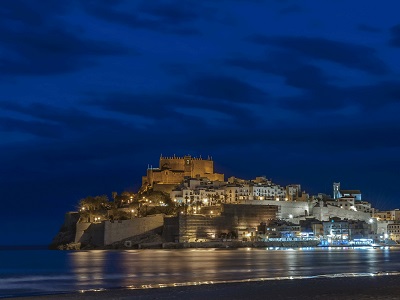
[142,154,224,192]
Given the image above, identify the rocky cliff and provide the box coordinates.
[49,212,80,250]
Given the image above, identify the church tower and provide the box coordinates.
[333,182,341,199]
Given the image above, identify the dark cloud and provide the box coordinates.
[279,4,303,15]
[346,81,400,109]
[81,1,202,36]
[0,1,132,76]
[138,1,200,24]
[0,26,131,75]
[227,52,336,93]
[357,24,382,33]
[389,24,400,47]
[279,80,400,114]
[228,55,331,91]
[181,74,267,104]
[84,90,259,127]
[227,52,400,114]
[0,117,62,138]
[0,1,71,26]
[0,101,135,133]
[84,93,183,120]
[249,35,388,75]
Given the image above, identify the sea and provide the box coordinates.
[1,246,400,298]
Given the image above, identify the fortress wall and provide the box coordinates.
[161,170,186,184]
[104,214,164,245]
[178,205,278,242]
[178,215,230,242]
[207,173,224,181]
[312,206,371,222]
[222,204,278,229]
[146,170,185,185]
[238,200,311,220]
[192,159,214,175]
[75,222,105,246]
[160,157,185,170]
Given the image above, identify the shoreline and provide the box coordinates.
[9,273,400,300]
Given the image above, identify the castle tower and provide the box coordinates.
[183,155,192,177]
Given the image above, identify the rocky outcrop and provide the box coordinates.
[49,212,80,250]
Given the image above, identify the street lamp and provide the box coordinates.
[131,209,135,219]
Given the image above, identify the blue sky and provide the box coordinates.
[1,0,400,245]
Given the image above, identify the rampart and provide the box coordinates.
[75,222,105,247]
[74,215,165,247]
[238,200,311,220]
[313,205,371,222]
[175,204,278,242]
[104,214,164,245]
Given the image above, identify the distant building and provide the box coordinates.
[373,209,400,221]
[388,223,400,242]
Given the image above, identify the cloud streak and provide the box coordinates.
[249,35,389,75]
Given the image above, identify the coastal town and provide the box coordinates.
[51,155,400,249]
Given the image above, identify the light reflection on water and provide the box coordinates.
[67,247,399,289]
[1,247,400,297]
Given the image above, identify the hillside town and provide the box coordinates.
[51,155,400,249]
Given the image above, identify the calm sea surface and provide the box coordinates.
[1,247,400,298]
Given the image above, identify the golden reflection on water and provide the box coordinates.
[70,250,108,286]
[67,248,400,291]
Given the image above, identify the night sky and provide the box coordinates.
[1,1,400,245]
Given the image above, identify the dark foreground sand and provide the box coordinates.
[11,275,400,300]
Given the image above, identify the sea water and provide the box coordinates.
[1,247,400,298]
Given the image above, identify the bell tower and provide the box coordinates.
[333,182,341,199]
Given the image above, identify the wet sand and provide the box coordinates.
[10,275,400,300]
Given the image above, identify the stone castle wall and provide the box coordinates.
[104,214,164,245]
[176,204,278,242]
[238,200,311,220]
[75,215,164,246]
[222,204,278,229]
[75,222,105,247]
[313,205,371,222]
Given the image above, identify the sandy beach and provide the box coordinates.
[10,275,400,300]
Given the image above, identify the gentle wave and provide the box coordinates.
[1,271,400,298]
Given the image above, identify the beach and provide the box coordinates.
[10,275,400,300]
